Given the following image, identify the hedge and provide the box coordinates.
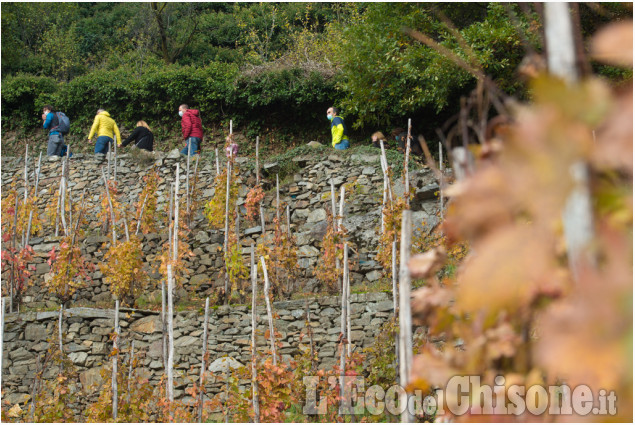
[1,62,340,142]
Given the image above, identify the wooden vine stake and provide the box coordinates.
[339,243,349,414]
[0,298,4,375]
[173,164,180,264]
[112,299,119,420]
[259,256,276,365]
[223,160,231,304]
[392,239,400,378]
[544,2,595,280]
[186,141,192,219]
[259,206,266,237]
[330,180,341,289]
[405,119,411,208]
[215,148,220,176]
[166,264,174,402]
[107,141,111,181]
[10,197,18,312]
[379,140,393,203]
[58,304,64,355]
[398,210,413,423]
[101,167,117,244]
[255,136,260,184]
[127,341,135,407]
[189,154,200,228]
[25,152,42,248]
[197,297,210,423]
[161,279,167,371]
[250,245,260,423]
[113,137,117,182]
[21,145,29,247]
[276,174,280,222]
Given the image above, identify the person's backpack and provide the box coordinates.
[54,112,70,135]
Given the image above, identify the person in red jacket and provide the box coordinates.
[178,104,203,156]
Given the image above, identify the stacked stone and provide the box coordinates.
[1,149,440,307]
[2,292,395,410]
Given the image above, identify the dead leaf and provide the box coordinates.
[591,20,633,67]
[7,404,22,418]
[409,246,447,279]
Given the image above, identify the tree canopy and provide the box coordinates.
[1,2,631,144]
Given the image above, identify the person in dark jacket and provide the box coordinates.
[178,104,203,156]
[392,127,424,156]
[119,121,154,152]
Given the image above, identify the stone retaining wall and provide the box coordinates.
[2,291,394,412]
[1,148,441,308]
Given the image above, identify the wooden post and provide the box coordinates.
[286,205,291,237]
[68,187,72,236]
[345,246,351,356]
[112,299,119,420]
[330,179,337,221]
[255,136,260,185]
[236,202,240,246]
[135,193,149,235]
[381,178,387,235]
[330,180,342,299]
[405,119,411,208]
[122,216,130,243]
[0,298,4,375]
[259,256,276,365]
[189,154,200,228]
[107,141,111,181]
[186,140,191,219]
[127,340,135,407]
[338,185,345,231]
[101,167,117,244]
[215,148,220,176]
[22,144,28,246]
[57,304,64,354]
[161,279,167,371]
[544,2,594,280]
[25,152,42,248]
[276,174,280,222]
[250,245,260,423]
[168,184,174,255]
[259,206,266,237]
[59,159,68,235]
[438,141,443,171]
[392,239,400,380]
[339,243,349,412]
[173,164,180,264]
[167,264,174,402]
[114,137,117,182]
[23,144,29,204]
[398,210,413,423]
[223,161,231,303]
[379,140,393,203]
[198,297,210,423]
[230,119,233,135]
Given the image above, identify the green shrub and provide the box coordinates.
[1,74,59,129]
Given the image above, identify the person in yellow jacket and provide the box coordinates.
[87,109,122,154]
[326,106,350,150]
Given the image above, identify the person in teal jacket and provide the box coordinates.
[326,106,350,150]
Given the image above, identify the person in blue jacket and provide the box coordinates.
[42,105,64,157]
[326,106,350,150]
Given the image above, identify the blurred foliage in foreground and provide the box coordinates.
[408,19,632,422]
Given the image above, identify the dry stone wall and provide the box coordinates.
[2,292,395,411]
[1,147,441,307]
